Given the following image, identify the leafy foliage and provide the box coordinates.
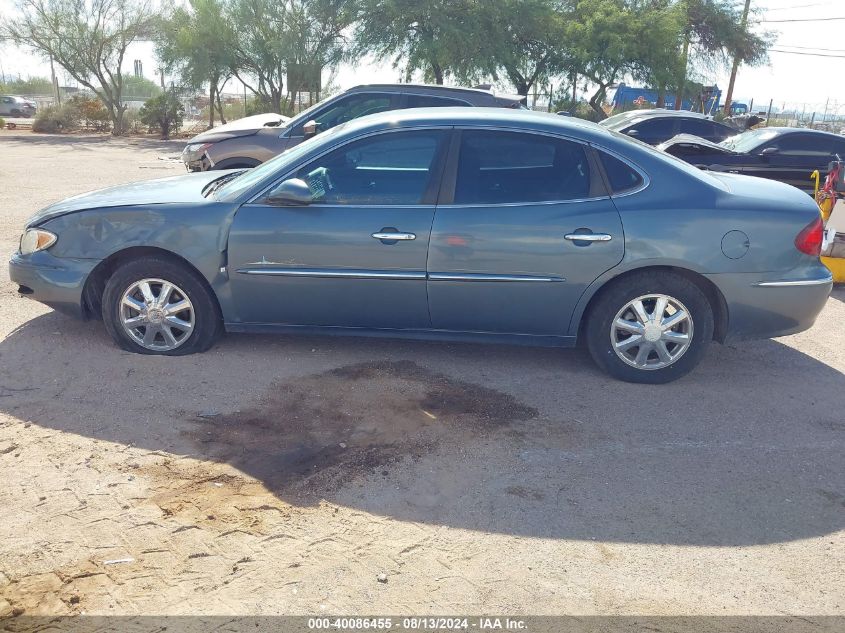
[138,90,185,139]
[1,0,157,134]
[32,102,81,133]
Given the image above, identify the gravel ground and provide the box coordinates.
[0,131,843,616]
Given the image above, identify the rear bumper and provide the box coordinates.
[708,266,833,341]
[9,251,99,319]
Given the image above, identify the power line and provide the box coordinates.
[762,16,845,23]
[776,44,845,53]
[764,3,829,11]
[770,48,845,58]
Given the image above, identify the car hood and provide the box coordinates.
[657,133,735,154]
[187,113,290,143]
[27,171,237,226]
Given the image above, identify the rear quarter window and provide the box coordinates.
[598,151,644,194]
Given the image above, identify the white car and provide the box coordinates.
[0,95,37,118]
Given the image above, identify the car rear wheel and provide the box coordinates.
[585,271,714,384]
[102,256,221,355]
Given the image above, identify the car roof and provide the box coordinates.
[343,83,524,106]
[333,106,611,143]
[764,126,843,138]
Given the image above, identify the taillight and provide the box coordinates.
[795,215,824,256]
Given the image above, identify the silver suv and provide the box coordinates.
[181,83,525,171]
[0,96,37,118]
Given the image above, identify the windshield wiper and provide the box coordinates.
[203,171,245,198]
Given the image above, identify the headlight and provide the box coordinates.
[185,142,211,155]
[19,228,57,255]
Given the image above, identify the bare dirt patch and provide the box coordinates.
[184,360,538,500]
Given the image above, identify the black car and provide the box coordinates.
[599,109,736,145]
[658,127,845,193]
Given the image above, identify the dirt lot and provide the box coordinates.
[0,131,843,616]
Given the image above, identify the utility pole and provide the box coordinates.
[723,0,752,116]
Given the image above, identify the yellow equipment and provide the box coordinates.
[814,167,845,283]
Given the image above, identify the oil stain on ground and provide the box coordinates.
[185,360,537,499]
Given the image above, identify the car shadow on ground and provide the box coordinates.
[1,309,843,547]
[0,133,185,152]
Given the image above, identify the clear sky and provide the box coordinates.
[0,0,843,115]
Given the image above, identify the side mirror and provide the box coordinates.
[760,146,778,156]
[303,119,320,139]
[266,178,312,206]
[626,129,640,137]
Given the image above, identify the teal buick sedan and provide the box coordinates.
[9,108,832,383]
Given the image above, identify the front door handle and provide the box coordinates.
[372,231,416,241]
[564,233,612,242]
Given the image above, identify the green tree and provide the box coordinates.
[122,74,162,100]
[139,89,184,138]
[0,76,54,94]
[671,0,770,110]
[472,0,575,97]
[354,0,475,84]
[157,0,235,127]
[567,0,657,118]
[1,0,157,134]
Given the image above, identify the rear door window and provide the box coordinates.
[678,118,731,141]
[627,118,677,144]
[453,130,593,204]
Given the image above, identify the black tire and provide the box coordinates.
[101,255,222,355]
[585,271,714,384]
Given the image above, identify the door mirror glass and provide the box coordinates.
[266,178,313,206]
[303,120,320,139]
[760,146,779,156]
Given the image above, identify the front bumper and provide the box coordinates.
[181,147,212,172]
[9,251,100,319]
[708,265,833,341]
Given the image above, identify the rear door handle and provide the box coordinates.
[372,232,416,241]
[564,233,612,242]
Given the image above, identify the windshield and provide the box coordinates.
[215,122,349,200]
[719,128,778,153]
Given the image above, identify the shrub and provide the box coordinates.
[68,95,111,131]
[0,116,5,129]
[139,91,184,139]
[32,102,81,133]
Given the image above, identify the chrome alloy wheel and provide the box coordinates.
[610,294,694,371]
[119,278,195,351]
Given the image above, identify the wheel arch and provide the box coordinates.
[573,265,729,344]
[82,246,223,321]
[212,156,262,170]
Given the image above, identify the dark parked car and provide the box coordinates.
[12,109,832,383]
[658,127,845,193]
[600,109,736,145]
[181,84,526,171]
[0,95,37,118]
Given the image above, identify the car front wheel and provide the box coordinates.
[102,256,221,355]
[585,272,714,384]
